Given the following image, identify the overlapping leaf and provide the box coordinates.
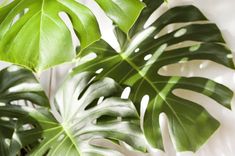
[0,0,144,72]
[31,71,146,156]
[74,0,235,152]
[0,65,50,156]
[0,66,147,155]
[0,0,100,72]
[95,0,145,33]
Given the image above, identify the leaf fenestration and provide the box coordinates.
[0,66,147,155]
[0,0,145,72]
[0,65,50,156]
[74,3,235,152]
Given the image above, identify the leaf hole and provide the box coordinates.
[59,12,80,49]
[20,124,35,131]
[227,54,233,59]
[144,54,152,61]
[24,8,29,14]
[140,95,149,126]
[134,48,140,53]
[1,116,10,121]
[11,14,21,27]
[144,2,167,29]
[97,96,104,105]
[12,118,18,121]
[174,28,187,38]
[88,76,96,84]
[11,8,30,27]
[95,68,103,74]
[0,103,6,106]
[121,87,131,99]
[154,34,158,39]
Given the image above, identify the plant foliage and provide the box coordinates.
[74,0,235,151]
[0,65,50,156]
[0,0,234,154]
[0,66,146,156]
[0,0,144,72]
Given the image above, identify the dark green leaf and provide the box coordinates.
[0,65,50,156]
[74,4,235,152]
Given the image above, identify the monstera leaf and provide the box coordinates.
[35,71,146,156]
[94,0,145,33]
[0,0,144,72]
[74,0,235,152]
[0,65,50,156]
[0,66,146,156]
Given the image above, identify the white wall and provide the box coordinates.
[1,0,235,156]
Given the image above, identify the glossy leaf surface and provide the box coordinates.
[0,66,146,155]
[0,0,144,72]
[74,1,235,152]
[30,72,146,156]
[0,65,50,156]
[0,0,101,72]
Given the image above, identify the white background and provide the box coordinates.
[1,0,235,156]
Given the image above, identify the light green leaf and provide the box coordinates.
[95,0,145,33]
[74,3,235,152]
[0,0,101,72]
[0,66,147,155]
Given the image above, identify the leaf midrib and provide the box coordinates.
[32,123,80,155]
[62,123,80,154]
[38,0,45,67]
[120,52,193,147]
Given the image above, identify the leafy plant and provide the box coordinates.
[0,0,144,72]
[74,0,234,152]
[0,65,50,156]
[0,66,146,156]
[0,0,234,155]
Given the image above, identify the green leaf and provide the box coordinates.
[74,4,235,152]
[31,71,146,155]
[0,66,147,155]
[95,0,145,33]
[0,0,101,72]
[0,65,50,156]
